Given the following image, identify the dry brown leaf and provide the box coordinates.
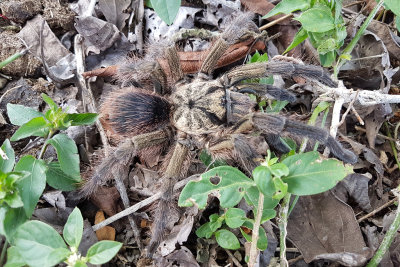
[94,210,116,241]
[288,191,372,266]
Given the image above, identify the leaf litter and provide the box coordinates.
[0,0,400,266]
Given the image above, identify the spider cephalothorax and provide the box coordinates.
[83,13,357,258]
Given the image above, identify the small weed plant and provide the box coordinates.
[0,94,122,266]
[179,151,353,265]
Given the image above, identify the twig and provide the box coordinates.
[224,249,243,267]
[92,174,200,231]
[288,255,304,265]
[337,90,360,128]
[74,34,111,156]
[84,0,97,17]
[323,96,344,157]
[357,198,396,223]
[355,126,397,142]
[113,170,143,251]
[367,187,400,267]
[278,193,291,267]
[351,106,364,125]
[259,14,293,31]
[248,192,264,267]
[0,148,8,160]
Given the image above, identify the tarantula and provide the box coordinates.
[82,13,357,258]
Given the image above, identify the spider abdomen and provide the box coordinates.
[171,80,226,134]
[101,88,171,137]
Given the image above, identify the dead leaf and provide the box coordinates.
[90,186,120,217]
[98,0,130,30]
[332,173,372,212]
[157,246,200,267]
[287,191,372,266]
[74,16,122,54]
[95,210,116,241]
[159,208,197,256]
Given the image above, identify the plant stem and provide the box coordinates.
[38,130,54,160]
[367,187,400,267]
[248,192,264,267]
[384,122,400,169]
[0,49,28,70]
[279,193,291,267]
[334,0,384,78]
[0,238,8,266]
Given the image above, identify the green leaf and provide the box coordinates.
[263,0,310,18]
[0,139,15,173]
[319,50,336,67]
[87,241,122,264]
[269,163,289,178]
[283,27,308,54]
[281,151,353,195]
[5,247,26,267]
[46,134,80,179]
[209,214,223,232]
[64,113,98,126]
[214,229,240,250]
[317,38,336,54]
[178,166,255,209]
[272,177,288,199]
[240,221,268,250]
[6,103,45,126]
[10,117,49,141]
[196,222,214,238]
[3,190,23,208]
[63,207,83,248]
[46,162,80,191]
[199,150,226,168]
[1,207,27,241]
[295,7,335,32]
[74,260,88,267]
[14,220,67,267]
[244,186,279,223]
[15,155,47,217]
[225,208,246,228]
[396,16,400,32]
[150,0,181,25]
[253,166,274,197]
[41,93,58,110]
[384,0,400,16]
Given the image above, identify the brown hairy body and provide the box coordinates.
[82,13,357,259]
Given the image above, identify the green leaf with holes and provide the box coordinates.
[178,166,255,209]
[150,0,181,25]
[281,151,353,195]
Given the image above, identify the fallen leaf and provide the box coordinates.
[288,191,372,266]
[94,210,116,241]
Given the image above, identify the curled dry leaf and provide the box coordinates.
[332,173,372,212]
[95,210,116,241]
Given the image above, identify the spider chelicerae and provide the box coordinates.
[82,13,357,257]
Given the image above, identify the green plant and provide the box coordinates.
[0,94,98,265]
[146,0,181,25]
[264,0,347,67]
[5,207,122,267]
[178,151,352,265]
